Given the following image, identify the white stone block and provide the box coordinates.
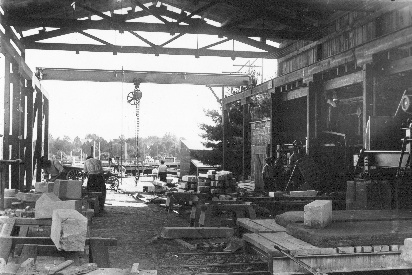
[304,200,332,228]
[401,238,412,263]
[35,182,55,193]
[4,197,19,209]
[16,192,42,202]
[35,193,82,219]
[54,180,82,200]
[50,209,87,251]
[4,189,17,197]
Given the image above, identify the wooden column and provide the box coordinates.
[10,61,21,189]
[222,105,228,171]
[34,88,43,182]
[43,96,49,159]
[242,99,250,180]
[25,80,34,190]
[363,64,374,149]
[307,74,323,156]
[18,75,25,191]
[271,88,282,157]
[3,57,10,188]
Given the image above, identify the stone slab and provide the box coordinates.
[16,192,42,202]
[286,219,412,247]
[35,182,55,193]
[54,180,83,200]
[35,193,82,219]
[50,209,88,251]
[161,227,234,239]
[4,189,17,197]
[237,218,286,233]
[275,209,412,227]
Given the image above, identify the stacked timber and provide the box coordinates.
[180,175,197,191]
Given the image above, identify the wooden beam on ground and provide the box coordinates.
[0,236,117,247]
[160,227,234,239]
[36,68,250,86]
[26,42,273,59]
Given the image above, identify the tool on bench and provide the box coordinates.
[273,244,328,275]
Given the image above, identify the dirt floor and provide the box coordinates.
[89,179,265,275]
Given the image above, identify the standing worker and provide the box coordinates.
[40,156,66,182]
[84,156,106,211]
[262,157,276,192]
[158,160,168,182]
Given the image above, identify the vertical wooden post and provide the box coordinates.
[10,60,21,189]
[307,74,323,155]
[363,64,373,149]
[43,96,49,160]
[25,80,33,190]
[242,99,250,180]
[222,87,226,170]
[271,88,282,158]
[18,76,26,191]
[3,57,10,188]
[34,88,43,182]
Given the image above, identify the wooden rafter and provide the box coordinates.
[200,38,230,50]
[160,33,185,47]
[79,31,112,46]
[24,42,275,59]
[175,1,219,24]
[132,0,170,25]
[11,17,305,41]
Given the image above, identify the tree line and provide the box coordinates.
[48,133,181,162]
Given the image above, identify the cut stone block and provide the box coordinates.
[50,209,87,251]
[35,193,82,219]
[401,238,412,263]
[35,182,54,193]
[54,180,83,200]
[16,192,42,202]
[304,200,332,229]
[4,197,19,209]
[4,189,17,197]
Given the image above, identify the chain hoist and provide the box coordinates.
[127,78,143,183]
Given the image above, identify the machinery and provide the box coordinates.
[127,78,143,182]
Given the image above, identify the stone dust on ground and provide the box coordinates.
[89,188,263,275]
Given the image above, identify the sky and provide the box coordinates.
[22,7,277,145]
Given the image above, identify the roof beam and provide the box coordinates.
[25,42,275,59]
[131,0,170,25]
[36,68,250,86]
[12,17,306,41]
[175,1,218,24]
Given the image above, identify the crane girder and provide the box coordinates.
[36,68,250,87]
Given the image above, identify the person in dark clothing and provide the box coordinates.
[158,160,168,182]
[262,157,276,192]
[84,156,106,210]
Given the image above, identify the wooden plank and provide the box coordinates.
[161,227,234,239]
[259,232,319,253]
[18,226,29,237]
[272,252,412,274]
[17,245,38,264]
[237,218,274,233]
[89,238,110,268]
[1,236,117,246]
[243,233,282,256]
[253,220,286,232]
[324,70,363,90]
[0,218,16,236]
[174,239,196,250]
[282,87,308,101]
[0,237,12,263]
